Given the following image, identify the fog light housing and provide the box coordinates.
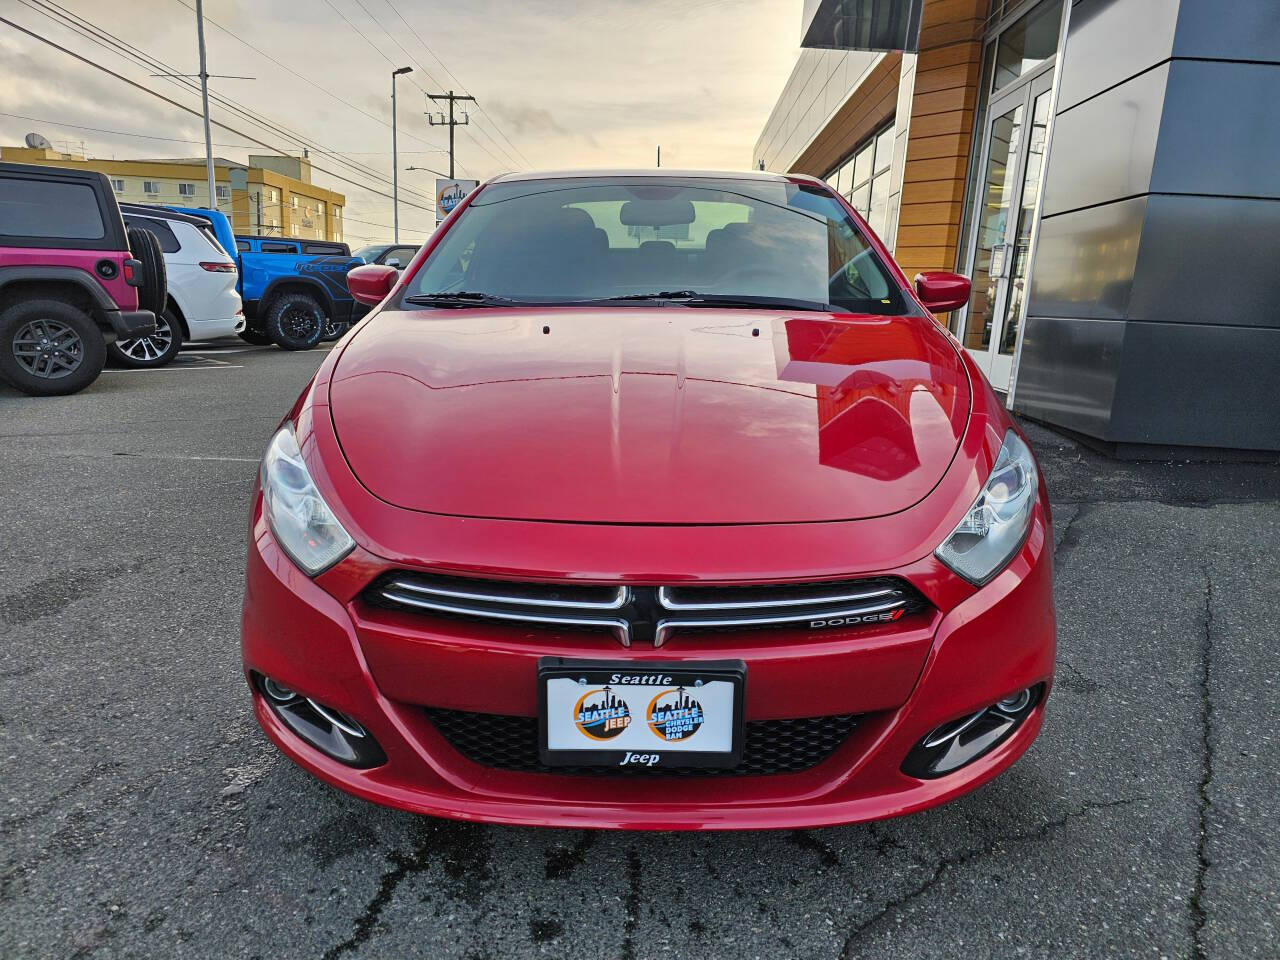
[902,684,1043,779]
[254,673,386,768]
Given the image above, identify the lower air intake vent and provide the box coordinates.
[426,709,861,776]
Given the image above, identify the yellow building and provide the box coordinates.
[0,145,345,242]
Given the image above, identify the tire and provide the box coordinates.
[0,298,106,396]
[264,292,326,351]
[238,329,274,346]
[127,227,168,318]
[108,306,183,368]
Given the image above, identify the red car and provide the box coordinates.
[241,170,1054,830]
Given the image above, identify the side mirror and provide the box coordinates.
[915,271,971,313]
[347,263,399,306]
[385,258,401,269]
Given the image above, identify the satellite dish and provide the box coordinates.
[25,132,52,149]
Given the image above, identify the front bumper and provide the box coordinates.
[241,506,1055,830]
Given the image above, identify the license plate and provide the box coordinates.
[538,658,745,769]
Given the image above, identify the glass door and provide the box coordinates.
[959,69,1053,388]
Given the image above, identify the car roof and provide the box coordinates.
[119,203,208,226]
[488,168,822,186]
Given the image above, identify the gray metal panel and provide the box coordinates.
[1108,321,1280,449]
[1055,0,1177,112]
[1012,315,1125,439]
[1041,64,1168,216]
[1173,0,1280,63]
[1151,61,1280,200]
[1128,194,1280,328]
[1027,195,1147,319]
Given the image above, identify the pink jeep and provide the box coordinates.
[0,162,163,396]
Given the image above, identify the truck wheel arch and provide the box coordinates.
[259,277,334,319]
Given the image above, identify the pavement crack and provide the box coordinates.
[789,830,840,867]
[321,831,436,960]
[1052,502,1094,571]
[1190,570,1216,960]
[0,761,121,837]
[838,796,1146,959]
[621,846,642,960]
[545,830,597,880]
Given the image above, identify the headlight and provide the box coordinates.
[935,430,1038,585]
[260,426,354,575]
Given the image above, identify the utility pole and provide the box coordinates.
[391,66,413,242]
[195,0,215,211]
[426,90,476,179]
[657,145,661,168]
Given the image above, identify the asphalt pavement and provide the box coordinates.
[1,340,1277,959]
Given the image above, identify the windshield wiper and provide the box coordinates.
[591,292,835,312]
[403,291,527,308]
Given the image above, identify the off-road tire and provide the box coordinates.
[127,226,168,318]
[264,292,326,351]
[108,306,183,368]
[0,298,106,396]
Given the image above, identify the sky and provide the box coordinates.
[0,0,803,245]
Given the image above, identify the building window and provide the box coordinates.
[334,206,341,220]
[110,178,125,193]
[825,122,895,238]
[268,189,279,203]
[143,180,160,194]
[291,196,298,209]
[215,184,230,200]
[178,183,195,197]
[291,224,299,236]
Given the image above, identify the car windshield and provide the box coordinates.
[353,244,386,263]
[404,177,911,314]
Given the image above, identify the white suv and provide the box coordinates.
[112,205,244,367]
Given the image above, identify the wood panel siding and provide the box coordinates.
[896,0,988,282]
[790,53,902,178]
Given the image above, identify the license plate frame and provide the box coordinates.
[537,658,746,769]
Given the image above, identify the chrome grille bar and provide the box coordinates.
[657,584,898,611]
[653,597,910,647]
[378,586,633,647]
[385,576,629,610]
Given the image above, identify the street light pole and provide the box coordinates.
[391,66,413,243]
[195,0,215,211]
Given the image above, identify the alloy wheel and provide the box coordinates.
[12,317,85,380]
[283,305,321,341]
[116,314,174,362]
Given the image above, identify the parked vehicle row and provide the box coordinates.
[0,159,418,393]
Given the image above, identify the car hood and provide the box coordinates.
[329,307,970,524]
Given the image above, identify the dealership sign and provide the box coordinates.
[436,179,478,224]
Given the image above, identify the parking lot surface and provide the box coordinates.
[2,341,1278,959]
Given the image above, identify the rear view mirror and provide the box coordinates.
[619,198,696,227]
[347,264,399,306]
[915,271,971,313]
[386,258,401,269]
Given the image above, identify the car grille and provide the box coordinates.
[365,572,928,647]
[425,708,862,777]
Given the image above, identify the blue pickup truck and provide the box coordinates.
[232,235,369,349]
[156,206,367,350]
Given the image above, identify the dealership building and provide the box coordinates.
[755,0,1279,454]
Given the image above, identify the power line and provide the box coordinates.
[27,0,438,201]
[0,13,441,219]
[321,0,480,178]
[377,0,533,168]
[330,0,522,174]
[168,0,448,157]
[18,0,443,204]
